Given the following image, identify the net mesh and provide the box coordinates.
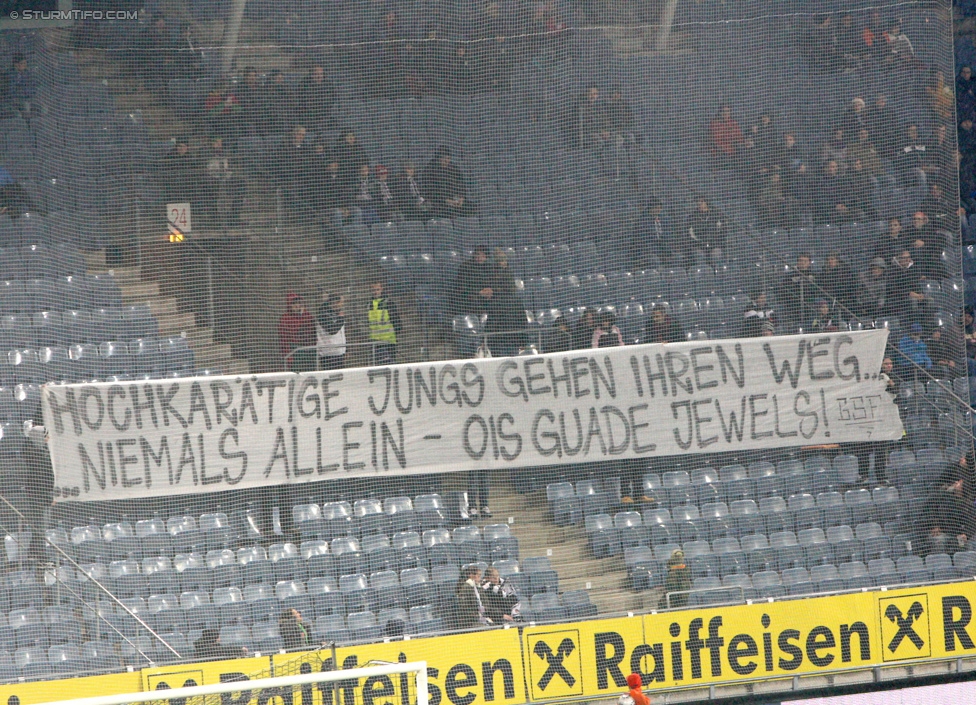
[0,0,970,685]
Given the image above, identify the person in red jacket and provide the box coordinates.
[709,105,745,170]
[279,293,316,372]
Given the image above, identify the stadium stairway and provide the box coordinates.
[484,480,648,616]
[84,250,251,375]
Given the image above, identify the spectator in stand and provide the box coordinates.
[965,307,976,359]
[202,137,245,227]
[279,608,311,651]
[658,549,691,609]
[592,311,624,348]
[264,70,294,134]
[807,299,840,333]
[486,249,525,356]
[779,253,817,326]
[204,83,241,144]
[452,566,484,629]
[927,327,961,378]
[453,245,495,315]
[424,146,475,218]
[573,310,596,350]
[779,132,812,205]
[849,158,879,222]
[841,97,869,138]
[479,567,519,623]
[235,67,263,133]
[822,127,849,173]
[857,257,888,320]
[880,355,900,398]
[749,112,781,181]
[372,165,397,221]
[876,217,907,261]
[316,293,346,370]
[861,10,886,62]
[819,252,855,313]
[920,181,963,232]
[816,159,852,224]
[682,197,727,266]
[1,54,36,118]
[894,124,928,188]
[298,64,336,133]
[644,307,684,343]
[742,292,774,337]
[883,19,914,63]
[156,140,200,204]
[194,629,248,661]
[391,162,430,220]
[317,155,349,215]
[926,124,954,182]
[545,314,573,353]
[709,105,745,170]
[897,323,932,373]
[926,69,955,124]
[635,196,673,267]
[906,210,946,280]
[865,93,897,157]
[279,293,317,372]
[139,15,182,93]
[848,128,882,180]
[334,131,368,186]
[756,172,795,229]
[351,163,378,222]
[958,66,976,122]
[887,249,926,322]
[920,465,976,555]
[279,126,315,220]
[960,118,976,155]
[367,280,402,366]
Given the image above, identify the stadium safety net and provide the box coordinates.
[0,0,971,691]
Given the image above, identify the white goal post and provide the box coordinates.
[39,661,429,705]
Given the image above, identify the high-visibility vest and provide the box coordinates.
[368,299,397,344]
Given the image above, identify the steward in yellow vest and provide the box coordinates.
[367,281,402,366]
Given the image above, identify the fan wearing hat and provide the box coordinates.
[857,256,888,319]
[896,322,932,374]
[659,549,691,609]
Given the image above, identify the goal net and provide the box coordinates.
[0,0,969,686]
[42,660,428,705]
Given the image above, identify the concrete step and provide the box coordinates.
[121,281,161,301]
[148,297,180,317]
[84,250,107,269]
[156,312,196,335]
[184,326,215,348]
[519,539,592,566]
[590,590,644,615]
[195,342,235,366]
[560,570,630,593]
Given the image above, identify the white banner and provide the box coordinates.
[43,331,903,502]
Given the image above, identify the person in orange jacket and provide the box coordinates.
[618,673,649,705]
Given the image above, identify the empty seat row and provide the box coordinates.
[0,306,158,347]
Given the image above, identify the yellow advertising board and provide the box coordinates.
[521,581,976,700]
[141,657,274,692]
[0,670,141,705]
[271,627,527,705]
[12,581,976,705]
